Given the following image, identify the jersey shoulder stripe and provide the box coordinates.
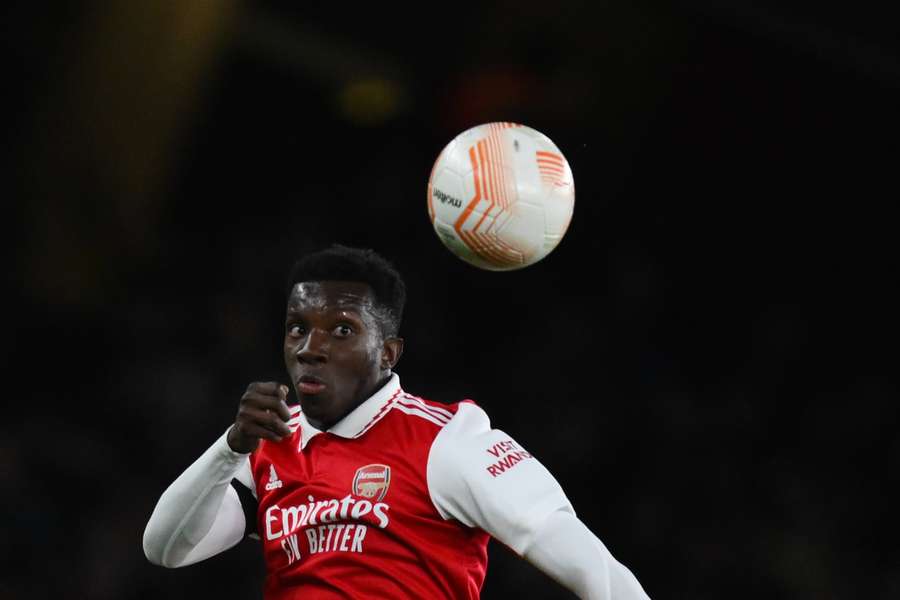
[391,402,451,427]
[396,395,452,424]
[399,393,454,420]
[288,404,302,433]
[287,405,302,431]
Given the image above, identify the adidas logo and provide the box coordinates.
[265,464,283,491]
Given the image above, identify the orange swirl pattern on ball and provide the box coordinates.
[453,123,523,268]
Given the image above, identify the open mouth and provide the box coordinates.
[296,375,326,395]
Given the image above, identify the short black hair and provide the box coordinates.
[286,244,406,337]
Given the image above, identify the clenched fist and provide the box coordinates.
[227,382,293,453]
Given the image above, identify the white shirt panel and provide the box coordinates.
[426,402,574,555]
[179,486,247,566]
[143,429,249,567]
[524,509,652,600]
[233,449,256,497]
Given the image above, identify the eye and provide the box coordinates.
[333,324,353,338]
[287,324,306,338]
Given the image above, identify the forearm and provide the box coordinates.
[143,428,249,568]
[523,509,650,600]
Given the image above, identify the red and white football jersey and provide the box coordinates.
[235,374,573,599]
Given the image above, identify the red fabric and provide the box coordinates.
[249,397,489,599]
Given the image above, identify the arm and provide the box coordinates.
[523,509,650,600]
[143,381,293,567]
[142,430,251,568]
[427,402,650,599]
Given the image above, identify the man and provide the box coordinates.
[143,244,651,599]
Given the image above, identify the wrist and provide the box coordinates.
[225,426,255,455]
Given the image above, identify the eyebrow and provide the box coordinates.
[285,307,365,319]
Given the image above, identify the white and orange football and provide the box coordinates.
[427,122,575,271]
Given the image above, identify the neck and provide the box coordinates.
[307,371,393,432]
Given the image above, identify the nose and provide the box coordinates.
[296,328,328,363]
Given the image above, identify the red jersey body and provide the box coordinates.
[249,381,490,599]
[144,375,646,600]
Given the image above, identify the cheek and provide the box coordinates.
[341,340,382,381]
[364,338,384,367]
[350,341,379,373]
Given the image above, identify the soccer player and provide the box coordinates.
[143,244,651,599]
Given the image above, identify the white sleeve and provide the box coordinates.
[143,428,254,568]
[524,509,651,600]
[426,402,573,554]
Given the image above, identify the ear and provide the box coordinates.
[381,337,404,370]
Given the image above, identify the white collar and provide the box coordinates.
[296,373,402,450]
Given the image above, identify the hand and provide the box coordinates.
[227,382,292,453]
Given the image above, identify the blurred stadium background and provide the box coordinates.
[5,1,899,598]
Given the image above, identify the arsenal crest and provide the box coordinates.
[352,464,391,501]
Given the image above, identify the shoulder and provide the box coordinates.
[384,392,495,446]
[390,391,472,427]
[395,391,497,428]
[288,403,303,431]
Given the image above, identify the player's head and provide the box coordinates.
[283,245,405,429]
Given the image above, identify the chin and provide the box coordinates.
[299,395,333,419]
[299,393,325,409]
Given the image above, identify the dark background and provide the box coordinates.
[5,1,899,598]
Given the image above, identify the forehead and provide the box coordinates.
[286,280,375,315]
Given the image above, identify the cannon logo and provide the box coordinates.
[352,464,391,501]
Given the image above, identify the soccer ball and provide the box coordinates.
[426,122,575,271]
